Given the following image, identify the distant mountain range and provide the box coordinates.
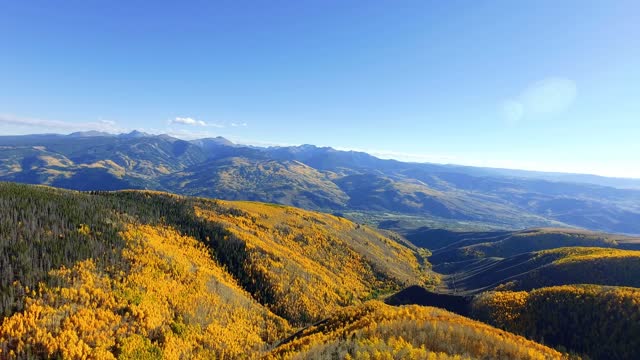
[2,131,640,234]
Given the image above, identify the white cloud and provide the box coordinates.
[501,77,577,124]
[171,117,208,126]
[231,122,248,127]
[169,116,226,128]
[0,114,124,133]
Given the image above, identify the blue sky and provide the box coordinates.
[1,1,639,177]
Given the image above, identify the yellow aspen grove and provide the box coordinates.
[0,224,289,359]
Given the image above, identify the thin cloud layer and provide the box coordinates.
[0,114,124,133]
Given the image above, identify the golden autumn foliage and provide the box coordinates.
[472,285,640,359]
[268,300,565,360]
[0,185,591,359]
[519,247,640,289]
[539,246,640,264]
[471,247,640,294]
[195,200,426,324]
[0,224,289,359]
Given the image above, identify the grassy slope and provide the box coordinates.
[161,157,349,210]
[405,227,640,265]
[0,137,205,191]
[334,174,560,229]
[434,247,640,294]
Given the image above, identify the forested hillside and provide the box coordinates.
[0,224,290,358]
[472,285,640,359]
[380,276,640,359]
[268,301,564,359]
[5,182,640,359]
[0,182,475,359]
[380,227,640,360]
[193,198,430,323]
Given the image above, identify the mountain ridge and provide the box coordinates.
[2,132,640,234]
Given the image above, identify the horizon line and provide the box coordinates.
[2,130,640,181]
